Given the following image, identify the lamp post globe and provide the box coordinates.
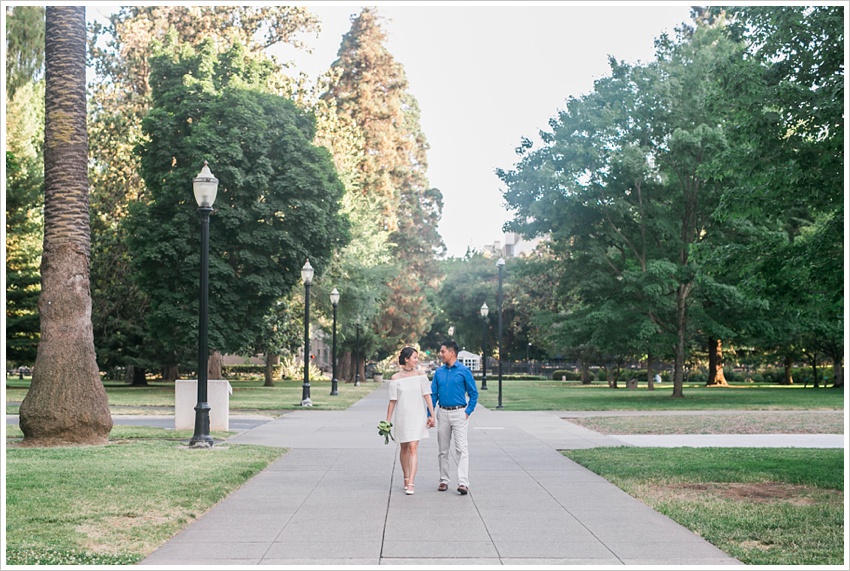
[330,288,340,396]
[480,302,489,390]
[496,257,505,409]
[301,259,314,407]
[190,161,218,448]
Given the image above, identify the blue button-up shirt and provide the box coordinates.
[431,360,478,416]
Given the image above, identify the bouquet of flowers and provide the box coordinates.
[377,420,395,445]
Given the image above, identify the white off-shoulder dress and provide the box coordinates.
[388,374,432,443]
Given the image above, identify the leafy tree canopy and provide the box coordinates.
[126,37,349,369]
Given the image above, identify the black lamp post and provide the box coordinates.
[527,342,532,374]
[354,322,362,386]
[190,161,218,448]
[480,302,489,390]
[496,257,505,409]
[301,259,314,407]
[330,288,340,396]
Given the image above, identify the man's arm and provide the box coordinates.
[464,369,478,414]
[430,372,439,414]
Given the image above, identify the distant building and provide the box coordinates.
[482,232,541,259]
[458,350,481,372]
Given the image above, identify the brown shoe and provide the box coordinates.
[437,482,448,492]
[457,485,469,495]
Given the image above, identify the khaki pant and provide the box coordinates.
[437,408,469,487]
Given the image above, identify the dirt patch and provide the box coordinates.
[660,482,841,505]
[565,412,844,435]
[77,513,184,555]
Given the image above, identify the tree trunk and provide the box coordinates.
[707,338,728,386]
[580,359,591,385]
[19,6,112,447]
[782,354,794,385]
[339,351,350,382]
[811,361,819,389]
[671,282,690,398]
[263,351,275,387]
[832,355,843,389]
[208,350,222,380]
[341,351,358,383]
[647,353,655,391]
[162,364,179,381]
[126,365,148,387]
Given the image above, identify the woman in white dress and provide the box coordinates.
[385,347,436,495]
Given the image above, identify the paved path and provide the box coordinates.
[6,390,842,566]
[138,384,756,567]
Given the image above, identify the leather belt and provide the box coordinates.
[441,405,465,410]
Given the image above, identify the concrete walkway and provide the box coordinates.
[138,384,764,567]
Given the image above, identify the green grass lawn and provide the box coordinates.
[5,377,379,415]
[475,380,843,410]
[562,447,844,565]
[5,375,844,565]
[5,427,286,565]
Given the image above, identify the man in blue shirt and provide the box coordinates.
[431,339,478,495]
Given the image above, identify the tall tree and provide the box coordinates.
[500,16,747,396]
[5,149,42,366]
[19,6,112,446]
[86,6,321,376]
[125,38,349,376]
[4,5,44,99]
[712,5,844,387]
[324,8,445,356]
[5,6,45,366]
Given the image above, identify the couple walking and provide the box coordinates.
[384,340,479,496]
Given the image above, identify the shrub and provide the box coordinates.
[222,363,282,378]
[551,370,581,381]
[689,372,708,385]
[279,354,325,381]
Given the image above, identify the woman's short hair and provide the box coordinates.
[398,346,418,366]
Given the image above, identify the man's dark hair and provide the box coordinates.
[441,340,459,355]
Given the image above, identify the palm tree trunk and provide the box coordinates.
[19,6,112,446]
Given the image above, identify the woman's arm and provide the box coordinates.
[423,395,436,427]
[386,399,396,423]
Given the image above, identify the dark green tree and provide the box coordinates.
[5,5,45,367]
[5,151,42,366]
[501,16,751,396]
[711,5,844,387]
[126,38,349,377]
[87,5,322,379]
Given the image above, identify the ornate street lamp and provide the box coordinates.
[301,259,314,407]
[448,325,455,338]
[190,161,218,448]
[496,257,505,409]
[480,302,489,390]
[330,288,340,396]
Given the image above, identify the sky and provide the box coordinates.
[89,2,696,258]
